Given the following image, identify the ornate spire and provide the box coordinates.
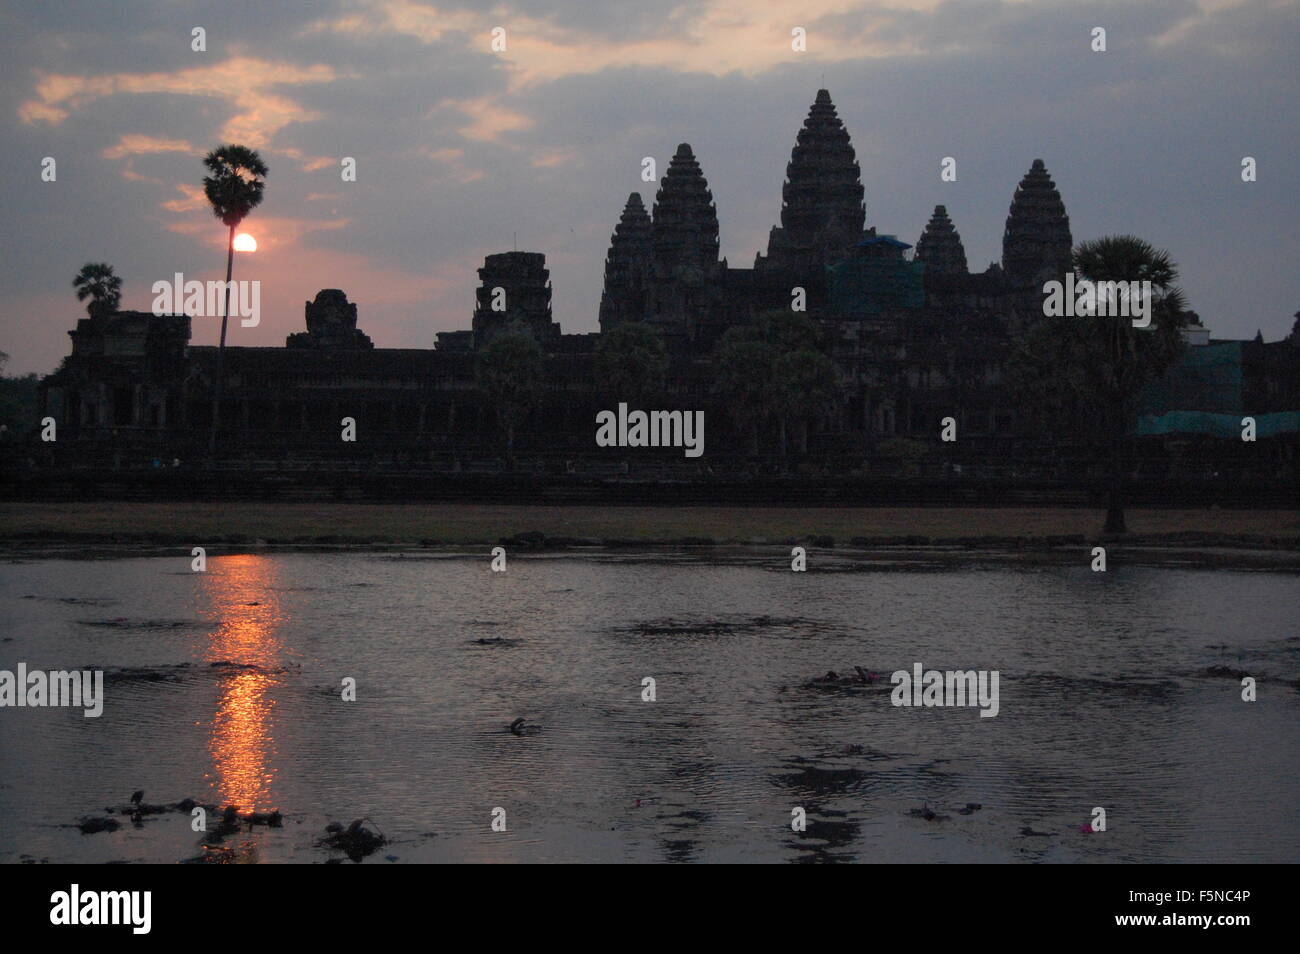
[1002,158,1072,288]
[599,192,652,331]
[764,89,865,271]
[915,205,968,276]
[650,144,720,278]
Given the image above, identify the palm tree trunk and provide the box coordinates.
[209,223,236,457]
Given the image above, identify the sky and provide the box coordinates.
[1,0,1297,375]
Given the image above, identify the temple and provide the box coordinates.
[31,90,1299,481]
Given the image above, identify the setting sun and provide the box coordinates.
[233,232,257,252]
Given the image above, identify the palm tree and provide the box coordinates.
[1009,235,1187,533]
[73,263,122,318]
[202,144,267,455]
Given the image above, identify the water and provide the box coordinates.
[1,549,1297,863]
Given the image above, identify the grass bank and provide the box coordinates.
[2,501,1298,549]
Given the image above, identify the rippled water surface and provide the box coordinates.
[1,550,1297,863]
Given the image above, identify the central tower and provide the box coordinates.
[760,89,867,275]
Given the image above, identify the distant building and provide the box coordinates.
[35,90,1299,479]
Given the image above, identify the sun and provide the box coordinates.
[233,233,257,252]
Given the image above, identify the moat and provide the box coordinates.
[1,551,1295,863]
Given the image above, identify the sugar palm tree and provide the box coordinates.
[202,144,267,455]
[1009,235,1187,533]
[73,263,122,318]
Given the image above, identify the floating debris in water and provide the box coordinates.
[509,717,540,736]
[77,817,120,835]
[23,595,118,607]
[1200,665,1251,680]
[1019,826,1054,837]
[320,818,387,862]
[908,803,949,822]
[807,666,888,689]
[76,618,190,630]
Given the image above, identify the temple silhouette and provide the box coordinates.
[32,90,1299,487]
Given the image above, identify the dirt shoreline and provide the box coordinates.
[2,502,1298,567]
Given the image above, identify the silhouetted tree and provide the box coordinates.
[714,312,837,460]
[0,351,40,441]
[72,263,121,318]
[202,144,267,455]
[773,347,839,454]
[1009,235,1187,533]
[595,321,667,404]
[713,328,776,457]
[477,326,543,470]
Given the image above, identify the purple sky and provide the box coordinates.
[2,0,1297,374]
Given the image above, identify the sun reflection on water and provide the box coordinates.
[199,554,285,814]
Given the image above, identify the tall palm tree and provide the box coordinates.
[202,144,267,455]
[72,263,122,318]
[1074,237,1186,533]
[1009,235,1186,534]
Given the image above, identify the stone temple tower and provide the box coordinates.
[915,205,968,276]
[1002,159,1072,289]
[471,251,558,348]
[598,192,653,333]
[287,289,373,349]
[647,144,722,348]
[761,89,867,274]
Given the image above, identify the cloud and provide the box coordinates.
[19,55,338,147]
[102,134,196,159]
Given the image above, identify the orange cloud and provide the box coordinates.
[19,56,338,147]
[418,145,487,182]
[530,147,578,168]
[161,182,208,213]
[102,134,195,160]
